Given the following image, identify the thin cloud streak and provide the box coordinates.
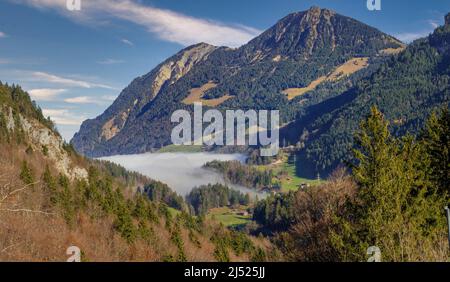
[13,0,261,47]
[42,108,85,126]
[32,71,116,89]
[28,88,66,101]
[121,38,134,46]
[64,95,116,105]
[97,58,125,65]
[395,18,442,43]
[395,31,431,43]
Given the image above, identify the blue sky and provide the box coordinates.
[0,0,449,141]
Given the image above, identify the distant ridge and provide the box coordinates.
[68,7,450,178]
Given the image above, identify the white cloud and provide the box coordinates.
[395,32,431,43]
[28,88,66,101]
[97,58,125,65]
[64,96,96,104]
[13,0,261,47]
[121,38,134,46]
[0,32,7,38]
[395,18,442,43]
[428,20,439,29]
[32,71,115,89]
[42,108,85,126]
[64,95,113,105]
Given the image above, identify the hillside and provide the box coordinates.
[0,82,269,261]
[284,12,450,176]
[71,6,403,158]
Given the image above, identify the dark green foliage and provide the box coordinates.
[170,222,187,262]
[142,181,186,211]
[58,174,76,224]
[114,204,137,243]
[0,82,56,132]
[299,22,450,176]
[41,145,48,156]
[246,150,278,165]
[62,142,77,156]
[137,220,155,244]
[253,192,296,232]
[331,107,447,261]
[177,211,203,232]
[19,160,34,185]
[251,247,267,262]
[204,160,274,189]
[186,183,250,215]
[42,165,58,205]
[213,240,230,262]
[420,108,450,199]
[255,107,448,261]
[210,228,262,262]
[0,110,10,143]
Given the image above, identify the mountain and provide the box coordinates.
[0,82,268,261]
[285,12,450,176]
[71,6,403,158]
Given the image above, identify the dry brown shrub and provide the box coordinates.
[275,167,357,261]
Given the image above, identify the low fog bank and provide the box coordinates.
[100,152,265,197]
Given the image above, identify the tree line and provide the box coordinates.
[253,107,449,261]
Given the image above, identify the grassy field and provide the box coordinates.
[182,82,233,107]
[255,152,324,192]
[207,207,252,227]
[168,206,252,228]
[167,206,182,217]
[282,57,369,100]
[277,159,323,192]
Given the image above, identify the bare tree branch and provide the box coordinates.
[0,181,40,203]
[1,242,23,254]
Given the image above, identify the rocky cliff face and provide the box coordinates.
[72,43,217,153]
[4,106,87,180]
[150,43,217,99]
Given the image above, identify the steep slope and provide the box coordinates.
[73,43,217,155]
[286,13,450,177]
[71,6,403,157]
[0,83,269,261]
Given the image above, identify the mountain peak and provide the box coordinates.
[305,5,334,15]
[242,7,400,60]
[286,6,335,23]
[445,13,450,25]
[306,5,322,15]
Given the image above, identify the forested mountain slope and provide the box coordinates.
[71,7,403,159]
[287,13,450,176]
[0,82,269,261]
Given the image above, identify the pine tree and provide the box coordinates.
[420,108,450,200]
[42,165,58,206]
[332,106,447,261]
[19,160,34,185]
